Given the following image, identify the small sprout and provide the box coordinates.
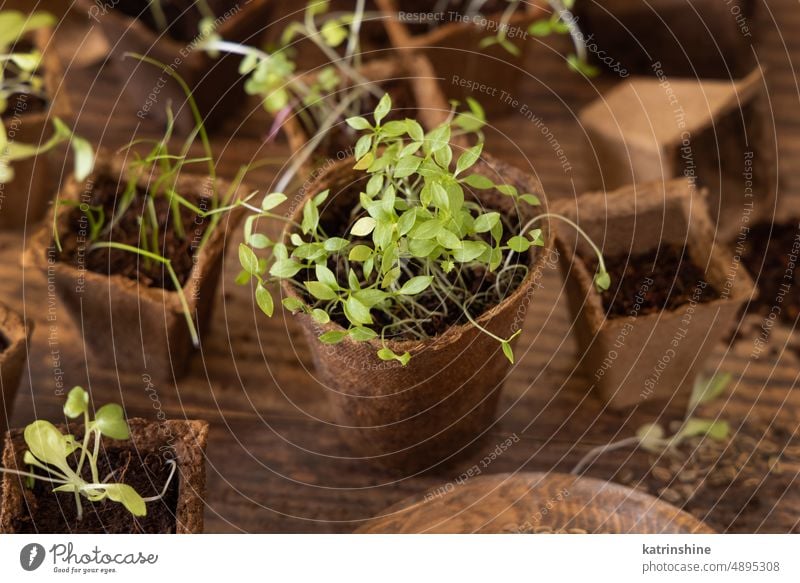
[378,347,411,366]
[594,270,611,292]
[0,387,175,520]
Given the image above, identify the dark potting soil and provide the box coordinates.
[0,92,48,120]
[304,180,530,339]
[113,0,230,42]
[741,221,800,324]
[583,244,720,319]
[11,441,180,534]
[0,331,9,353]
[57,174,211,291]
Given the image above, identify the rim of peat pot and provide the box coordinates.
[554,178,756,410]
[23,153,247,378]
[1,418,208,533]
[278,154,553,472]
[0,303,33,437]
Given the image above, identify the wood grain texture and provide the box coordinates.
[0,1,797,533]
[356,472,715,534]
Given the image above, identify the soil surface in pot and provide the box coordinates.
[10,438,180,534]
[56,174,212,291]
[113,0,231,42]
[741,221,800,324]
[300,180,531,339]
[583,244,720,318]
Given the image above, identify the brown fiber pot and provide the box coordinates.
[376,0,545,115]
[78,0,271,135]
[579,68,775,244]
[24,155,246,380]
[282,54,451,174]
[573,0,758,79]
[0,303,33,437]
[0,25,71,230]
[281,155,553,473]
[1,418,208,533]
[554,178,755,411]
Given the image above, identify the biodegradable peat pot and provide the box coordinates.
[79,0,271,134]
[25,156,246,379]
[579,69,775,243]
[1,418,208,533]
[283,54,451,172]
[0,303,32,437]
[0,25,71,230]
[282,155,553,473]
[555,178,755,411]
[573,0,758,78]
[376,0,545,115]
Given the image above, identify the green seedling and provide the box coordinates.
[237,93,609,365]
[0,387,176,520]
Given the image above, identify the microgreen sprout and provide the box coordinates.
[0,11,95,183]
[571,373,733,474]
[52,56,255,347]
[526,0,599,77]
[0,387,176,520]
[237,93,608,365]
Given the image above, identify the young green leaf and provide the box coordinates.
[346,116,372,130]
[305,281,338,301]
[256,283,274,317]
[104,483,147,517]
[319,330,347,344]
[261,192,287,211]
[93,404,130,440]
[397,276,433,296]
[351,216,377,237]
[239,244,260,275]
[373,93,392,124]
[64,386,89,418]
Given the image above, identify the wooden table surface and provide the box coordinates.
[3,1,798,533]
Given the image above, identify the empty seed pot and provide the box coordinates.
[555,178,755,410]
[579,68,775,243]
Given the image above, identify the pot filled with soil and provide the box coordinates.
[579,68,775,244]
[25,154,246,379]
[555,178,755,411]
[376,0,545,114]
[1,408,208,533]
[282,54,452,171]
[78,0,272,134]
[573,0,758,79]
[0,16,71,229]
[0,302,33,437]
[284,156,551,472]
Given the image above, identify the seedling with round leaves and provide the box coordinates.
[571,373,733,474]
[0,387,176,520]
[237,93,610,365]
[0,11,95,184]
